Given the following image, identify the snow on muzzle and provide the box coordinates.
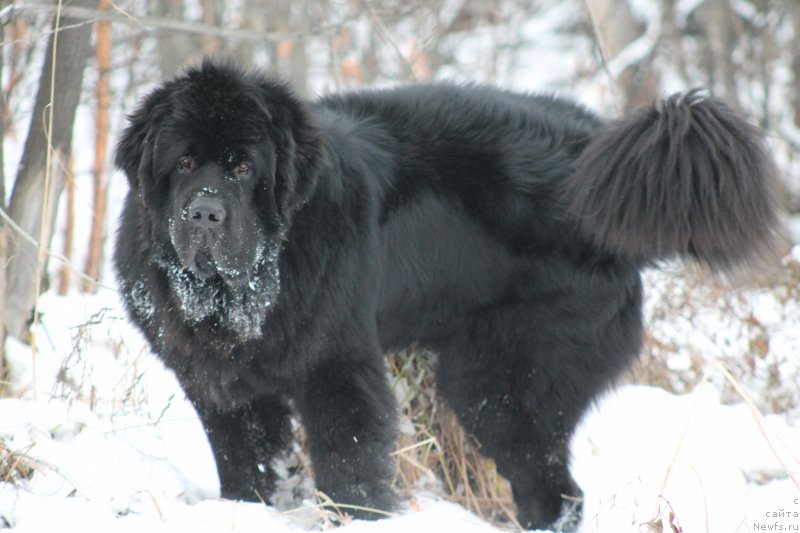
[174,195,257,287]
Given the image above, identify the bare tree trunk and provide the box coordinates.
[0,0,9,377]
[151,0,203,78]
[58,162,75,296]
[232,0,264,66]
[584,0,658,111]
[660,0,690,85]
[268,1,309,93]
[82,0,112,293]
[288,6,309,95]
[4,0,94,340]
[791,2,800,128]
[703,0,742,110]
[200,0,223,55]
[2,17,34,139]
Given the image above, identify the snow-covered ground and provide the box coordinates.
[0,255,798,532]
[2,2,799,531]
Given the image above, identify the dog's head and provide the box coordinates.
[116,60,323,337]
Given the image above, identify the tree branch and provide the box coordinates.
[2,2,427,45]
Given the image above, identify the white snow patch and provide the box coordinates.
[572,386,800,533]
[2,288,798,532]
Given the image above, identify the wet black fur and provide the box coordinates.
[114,60,779,530]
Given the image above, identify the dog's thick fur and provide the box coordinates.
[114,60,779,530]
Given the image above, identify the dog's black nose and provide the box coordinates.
[188,196,226,229]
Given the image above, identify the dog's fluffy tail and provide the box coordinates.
[562,90,781,272]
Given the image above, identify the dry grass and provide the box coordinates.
[387,349,520,529]
[0,439,35,485]
[640,497,684,533]
[381,251,800,529]
[280,349,519,528]
[631,252,800,419]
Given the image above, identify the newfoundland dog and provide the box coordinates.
[114,59,779,530]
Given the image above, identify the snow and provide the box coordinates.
[574,385,800,532]
[0,275,798,532]
[2,2,800,531]
[789,216,800,245]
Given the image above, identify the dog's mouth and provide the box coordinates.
[182,240,255,288]
[192,248,218,280]
[163,222,283,339]
[168,208,276,291]
[185,226,222,281]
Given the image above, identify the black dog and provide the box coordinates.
[114,60,779,530]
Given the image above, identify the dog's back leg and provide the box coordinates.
[432,272,642,530]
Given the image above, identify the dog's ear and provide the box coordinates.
[115,89,170,208]
[258,80,324,221]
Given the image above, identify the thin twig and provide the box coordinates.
[391,436,439,456]
[30,0,66,401]
[366,3,418,82]
[710,358,800,491]
[658,371,710,497]
[0,207,111,291]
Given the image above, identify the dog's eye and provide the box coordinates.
[235,162,252,178]
[178,156,196,173]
